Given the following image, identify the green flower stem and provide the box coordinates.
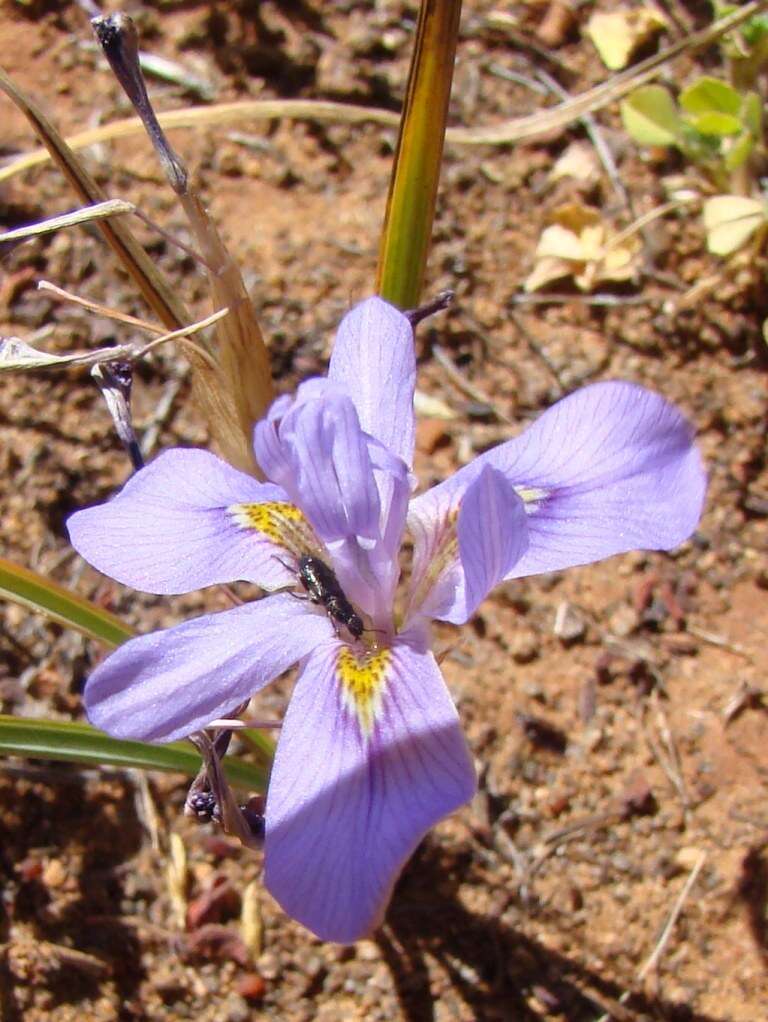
[376,0,462,309]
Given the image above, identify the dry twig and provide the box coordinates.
[431,344,512,423]
[593,851,707,1022]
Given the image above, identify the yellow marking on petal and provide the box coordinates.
[228,500,317,557]
[336,646,391,738]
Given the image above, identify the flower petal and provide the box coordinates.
[264,630,476,942]
[254,385,411,620]
[67,449,296,594]
[457,466,528,619]
[408,466,529,625]
[327,437,411,623]
[410,382,706,579]
[84,593,335,742]
[328,297,416,468]
[255,386,381,545]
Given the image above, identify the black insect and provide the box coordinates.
[296,554,364,639]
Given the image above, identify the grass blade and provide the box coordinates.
[0,557,133,646]
[0,716,268,789]
[0,199,135,245]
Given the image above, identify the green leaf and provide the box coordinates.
[679,77,741,117]
[742,91,763,139]
[0,556,133,646]
[376,0,461,309]
[741,13,768,46]
[621,85,681,146]
[0,716,269,789]
[686,110,743,136]
[724,131,754,172]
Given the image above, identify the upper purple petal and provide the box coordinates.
[457,466,529,619]
[327,437,411,624]
[254,385,410,618]
[264,629,476,942]
[84,593,335,742]
[328,297,416,468]
[254,385,381,545]
[67,449,292,594]
[408,466,529,625]
[410,382,706,579]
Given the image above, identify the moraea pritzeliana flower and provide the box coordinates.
[67,297,706,942]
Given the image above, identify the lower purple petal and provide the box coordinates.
[264,632,476,942]
[84,593,334,742]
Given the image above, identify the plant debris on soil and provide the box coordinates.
[1,3,767,1020]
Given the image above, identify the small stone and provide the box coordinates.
[256,951,280,980]
[675,846,704,870]
[608,603,640,638]
[223,993,250,1022]
[416,418,451,455]
[537,0,576,47]
[41,859,67,889]
[509,629,539,664]
[235,973,266,1002]
[553,601,586,642]
[356,939,380,962]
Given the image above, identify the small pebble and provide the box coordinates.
[553,601,586,642]
[235,973,266,1002]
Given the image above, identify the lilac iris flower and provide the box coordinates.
[67,297,705,942]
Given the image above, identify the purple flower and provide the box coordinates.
[67,297,705,942]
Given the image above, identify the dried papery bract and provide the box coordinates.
[93,13,273,476]
[187,729,264,850]
[91,361,144,471]
[0,66,187,330]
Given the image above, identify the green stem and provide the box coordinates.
[376,0,462,309]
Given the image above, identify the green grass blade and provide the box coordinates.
[0,557,134,646]
[0,716,268,790]
[376,0,462,309]
[0,559,277,774]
